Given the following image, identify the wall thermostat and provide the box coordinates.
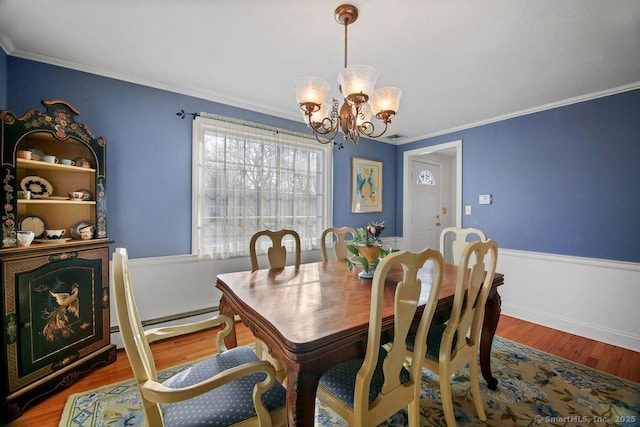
[479,194,493,205]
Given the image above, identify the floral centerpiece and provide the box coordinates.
[345,221,396,278]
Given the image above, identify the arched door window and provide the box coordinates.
[417,169,436,186]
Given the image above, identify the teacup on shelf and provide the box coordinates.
[42,155,59,163]
[44,229,66,239]
[68,191,89,200]
[17,230,35,246]
[17,150,32,160]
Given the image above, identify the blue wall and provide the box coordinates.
[398,89,640,262]
[0,48,7,109]
[5,58,396,258]
[5,57,639,262]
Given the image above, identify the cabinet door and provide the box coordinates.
[3,247,109,392]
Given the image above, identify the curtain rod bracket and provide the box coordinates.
[176,110,200,120]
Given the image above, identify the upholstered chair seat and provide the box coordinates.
[161,346,286,425]
[406,323,458,360]
[318,347,411,410]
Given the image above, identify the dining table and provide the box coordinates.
[216,259,504,427]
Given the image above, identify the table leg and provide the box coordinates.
[218,296,237,349]
[286,367,321,427]
[480,288,501,390]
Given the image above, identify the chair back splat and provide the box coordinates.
[250,229,301,272]
[439,226,487,264]
[321,226,357,262]
[317,248,444,427]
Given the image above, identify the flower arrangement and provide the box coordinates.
[345,221,396,275]
[353,221,385,247]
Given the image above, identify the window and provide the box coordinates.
[417,169,436,186]
[192,114,332,259]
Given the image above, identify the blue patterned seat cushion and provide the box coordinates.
[406,323,458,360]
[318,346,410,409]
[161,346,286,426]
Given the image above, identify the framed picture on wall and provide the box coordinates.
[351,157,383,213]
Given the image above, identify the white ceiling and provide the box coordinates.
[1,0,639,144]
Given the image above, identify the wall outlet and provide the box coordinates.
[465,205,472,215]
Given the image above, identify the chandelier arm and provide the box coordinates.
[311,117,339,136]
[310,117,342,145]
[358,120,390,139]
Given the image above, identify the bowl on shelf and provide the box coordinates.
[74,158,92,168]
[27,148,45,161]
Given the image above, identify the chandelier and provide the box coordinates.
[293,4,401,147]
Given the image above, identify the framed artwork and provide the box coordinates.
[351,157,383,213]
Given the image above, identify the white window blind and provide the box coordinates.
[192,114,332,259]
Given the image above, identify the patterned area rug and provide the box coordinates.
[60,337,640,426]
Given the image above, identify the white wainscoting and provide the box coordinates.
[495,248,640,352]
[110,239,640,353]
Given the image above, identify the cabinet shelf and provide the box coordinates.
[17,158,96,173]
[18,199,96,205]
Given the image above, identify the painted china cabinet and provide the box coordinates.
[0,100,115,422]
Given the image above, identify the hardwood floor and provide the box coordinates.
[6,315,640,426]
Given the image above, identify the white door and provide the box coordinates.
[409,159,441,252]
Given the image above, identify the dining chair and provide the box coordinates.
[321,226,357,261]
[316,248,444,427]
[249,229,301,380]
[406,239,498,427]
[112,247,287,427]
[250,228,301,272]
[439,226,487,264]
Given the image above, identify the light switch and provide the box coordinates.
[465,205,472,215]
[479,194,492,205]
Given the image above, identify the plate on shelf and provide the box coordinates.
[70,220,94,239]
[18,216,46,238]
[20,176,53,198]
[34,238,72,244]
[48,196,70,200]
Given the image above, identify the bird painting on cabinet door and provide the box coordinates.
[42,284,80,342]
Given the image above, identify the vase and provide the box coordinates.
[357,245,381,263]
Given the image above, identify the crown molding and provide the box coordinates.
[399,81,640,145]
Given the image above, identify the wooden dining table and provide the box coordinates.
[216,260,504,427]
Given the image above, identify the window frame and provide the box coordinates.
[191,113,333,259]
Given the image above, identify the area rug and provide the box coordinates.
[60,336,640,426]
